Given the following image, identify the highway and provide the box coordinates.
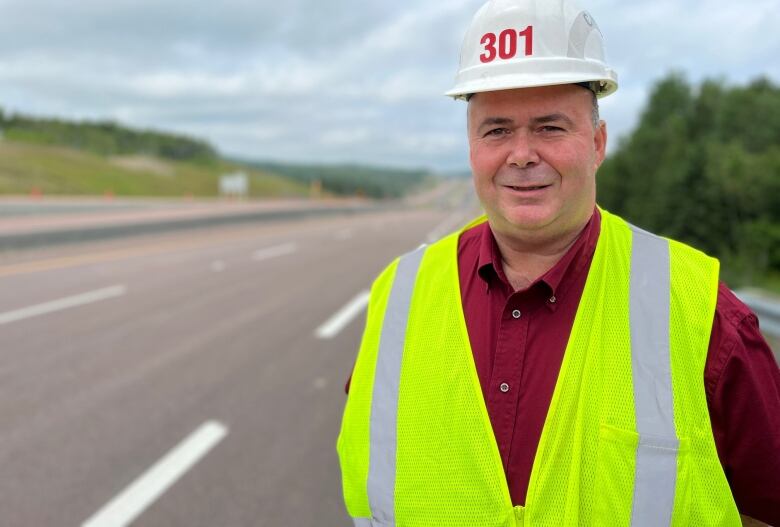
[1,189,775,527]
[0,196,477,526]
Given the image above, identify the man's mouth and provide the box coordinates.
[506,184,550,191]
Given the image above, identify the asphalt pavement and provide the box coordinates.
[0,199,478,526]
[2,190,773,527]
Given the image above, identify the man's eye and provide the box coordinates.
[540,125,564,132]
[485,128,509,137]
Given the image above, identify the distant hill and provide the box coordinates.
[0,108,435,199]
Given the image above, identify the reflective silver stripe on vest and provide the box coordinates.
[628,226,678,527]
[353,519,393,527]
[366,246,426,526]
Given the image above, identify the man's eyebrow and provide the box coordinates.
[477,117,514,129]
[532,113,575,127]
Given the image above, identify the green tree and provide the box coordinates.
[598,74,780,287]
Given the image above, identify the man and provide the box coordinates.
[337,0,780,525]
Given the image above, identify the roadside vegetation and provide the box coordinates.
[0,113,218,162]
[598,74,780,290]
[0,109,432,201]
[245,161,432,199]
[0,140,310,198]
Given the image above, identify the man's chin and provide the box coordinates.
[500,206,556,232]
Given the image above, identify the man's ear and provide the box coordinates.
[594,120,607,168]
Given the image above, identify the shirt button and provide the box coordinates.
[512,309,522,319]
[500,382,510,393]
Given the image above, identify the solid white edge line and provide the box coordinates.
[316,290,371,339]
[252,242,297,262]
[82,420,229,527]
[0,284,127,325]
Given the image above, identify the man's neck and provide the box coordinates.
[492,220,589,292]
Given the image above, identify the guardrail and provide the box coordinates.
[736,290,780,339]
[0,202,384,251]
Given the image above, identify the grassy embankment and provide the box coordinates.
[0,112,433,200]
[0,140,310,198]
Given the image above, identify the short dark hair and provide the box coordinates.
[575,82,600,128]
[587,89,600,128]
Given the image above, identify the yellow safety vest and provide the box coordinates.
[338,208,740,526]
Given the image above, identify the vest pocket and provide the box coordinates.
[594,424,690,526]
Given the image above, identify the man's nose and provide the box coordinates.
[507,131,540,168]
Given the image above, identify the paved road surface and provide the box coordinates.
[2,190,774,526]
[0,200,477,526]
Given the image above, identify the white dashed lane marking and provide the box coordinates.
[82,421,228,527]
[251,242,297,262]
[315,290,371,339]
[0,285,127,325]
[334,229,353,240]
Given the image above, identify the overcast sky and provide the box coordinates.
[0,0,777,171]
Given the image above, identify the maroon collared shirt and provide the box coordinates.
[457,208,780,524]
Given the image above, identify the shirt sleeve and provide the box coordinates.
[705,284,780,525]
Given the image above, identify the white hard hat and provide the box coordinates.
[445,0,618,100]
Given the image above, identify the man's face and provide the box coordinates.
[467,84,607,244]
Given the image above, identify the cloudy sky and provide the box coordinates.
[0,0,777,171]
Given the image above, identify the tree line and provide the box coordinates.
[597,74,780,288]
[247,161,431,199]
[0,109,218,162]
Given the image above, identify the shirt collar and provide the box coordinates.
[476,208,602,302]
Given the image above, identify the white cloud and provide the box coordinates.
[128,73,248,98]
[320,128,374,146]
[0,0,775,170]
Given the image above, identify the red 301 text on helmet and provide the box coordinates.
[479,26,533,63]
